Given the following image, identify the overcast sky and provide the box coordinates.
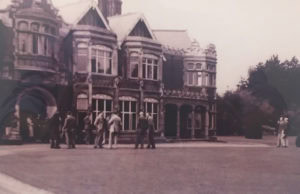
[1,0,300,94]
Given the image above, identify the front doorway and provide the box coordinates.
[164,104,177,137]
[16,87,57,142]
[180,105,192,138]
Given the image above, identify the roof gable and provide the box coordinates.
[108,13,156,47]
[78,8,106,28]
[59,2,110,30]
[129,19,152,39]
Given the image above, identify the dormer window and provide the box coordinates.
[91,46,113,75]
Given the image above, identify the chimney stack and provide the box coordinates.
[98,0,122,19]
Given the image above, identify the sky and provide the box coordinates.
[1,0,300,94]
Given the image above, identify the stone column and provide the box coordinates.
[205,109,209,139]
[177,105,180,138]
[159,99,165,137]
[191,106,195,138]
[113,77,120,112]
[139,80,144,112]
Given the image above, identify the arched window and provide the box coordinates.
[187,63,194,70]
[18,21,28,31]
[31,23,40,32]
[196,63,202,70]
[77,93,88,111]
[91,45,113,75]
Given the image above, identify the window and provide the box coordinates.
[77,94,88,111]
[195,112,202,129]
[19,33,28,53]
[119,97,137,131]
[187,71,204,86]
[187,63,194,70]
[130,53,139,78]
[202,73,208,86]
[91,46,113,75]
[50,27,56,35]
[142,55,158,80]
[188,72,194,85]
[32,34,38,54]
[31,23,39,32]
[92,94,113,122]
[196,63,202,70]
[43,25,49,33]
[197,72,202,86]
[18,21,28,31]
[144,98,159,130]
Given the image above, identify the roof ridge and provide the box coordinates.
[108,12,142,19]
[153,29,187,32]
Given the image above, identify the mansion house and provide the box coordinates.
[0,0,217,143]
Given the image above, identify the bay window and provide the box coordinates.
[91,46,113,75]
[142,55,158,80]
[130,53,139,78]
[17,21,56,57]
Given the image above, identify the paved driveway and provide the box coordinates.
[0,136,299,194]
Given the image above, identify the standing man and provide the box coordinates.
[146,113,156,149]
[282,117,289,148]
[135,111,148,149]
[277,116,284,147]
[62,111,76,149]
[83,112,92,145]
[94,112,106,149]
[49,111,61,149]
[108,111,121,149]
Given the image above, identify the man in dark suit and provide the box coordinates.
[135,111,148,149]
[62,111,76,149]
[49,111,61,149]
[146,113,156,149]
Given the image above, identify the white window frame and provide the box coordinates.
[144,98,159,130]
[130,53,139,79]
[92,94,113,122]
[142,54,159,80]
[119,96,137,131]
[90,45,113,75]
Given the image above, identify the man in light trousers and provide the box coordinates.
[108,112,121,149]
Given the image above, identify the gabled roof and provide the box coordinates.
[153,30,192,50]
[58,1,110,30]
[108,12,156,47]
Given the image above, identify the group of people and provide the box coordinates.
[48,110,156,149]
[276,116,289,148]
